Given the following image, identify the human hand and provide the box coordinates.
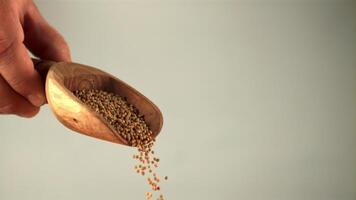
[0,0,70,117]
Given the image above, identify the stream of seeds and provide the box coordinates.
[74,89,167,200]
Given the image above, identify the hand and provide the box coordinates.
[0,0,70,117]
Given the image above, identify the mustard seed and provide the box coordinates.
[73,89,168,200]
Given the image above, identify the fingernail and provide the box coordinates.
[27,94,46,107]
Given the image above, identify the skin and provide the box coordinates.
[0,0,71,117]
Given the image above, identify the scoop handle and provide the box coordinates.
[32,58,56,81]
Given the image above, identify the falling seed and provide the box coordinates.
[73,89,167,200]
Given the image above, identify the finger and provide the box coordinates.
[0,40,46,107]
[0,75,39,118]
[23,2,71,62]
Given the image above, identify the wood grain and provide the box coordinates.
[34,59,163,146]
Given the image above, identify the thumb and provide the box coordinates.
[23,2,71,62]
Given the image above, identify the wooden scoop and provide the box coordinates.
[33,59,163,146]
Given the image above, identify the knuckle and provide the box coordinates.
[0,39,15,60]
[8,77,30,94]
[0,31,23,55]
[0,103,16,114]
[0,34,11,50]
[0,31,23,59]
[0,5,23,57]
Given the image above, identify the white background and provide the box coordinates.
[0,0,355,200]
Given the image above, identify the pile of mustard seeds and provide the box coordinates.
[74,89,167,200]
